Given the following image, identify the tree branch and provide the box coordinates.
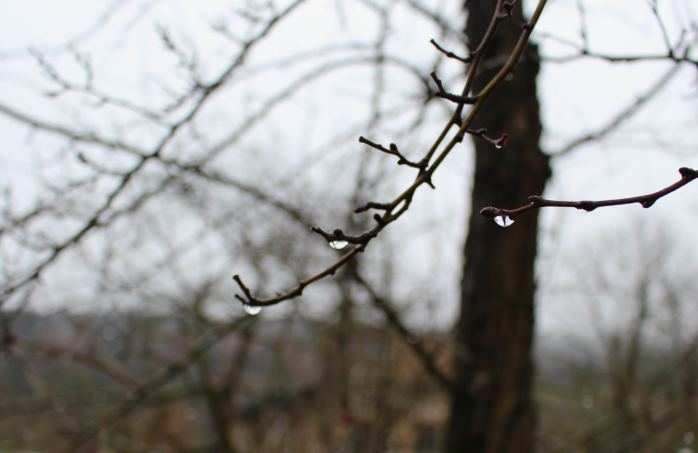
[233,0,552,307]
[480,167,698,221]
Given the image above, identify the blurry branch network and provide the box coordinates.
[233,0,698,308]
[0,0,310,306]
[540,0,698,67]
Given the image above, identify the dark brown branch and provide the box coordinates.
[466,127,509,149]
[359,136,424,168]
[480,167,698,220]
[430,71,477,105]
[354,201,392,214]
[430,39,471,64]
[310,227,364,245]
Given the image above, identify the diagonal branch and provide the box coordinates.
[233,0,552,307]
[353,273,453,392]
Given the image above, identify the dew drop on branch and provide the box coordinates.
[494,215,514,228]
[244,305,262,316]
[329,240,349,250]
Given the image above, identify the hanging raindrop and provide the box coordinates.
[244,304,262,316]
[329,240,349,250]
[494,215,514,228]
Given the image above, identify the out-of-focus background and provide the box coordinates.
[0,1,697,452]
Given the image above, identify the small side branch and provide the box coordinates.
[430,72,477,105]
[466,127,509,149]
[430,39,471,64]
[480,167,698,219]
[359,136,424,169]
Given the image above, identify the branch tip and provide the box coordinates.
[679,167,697,179]
[479,206,500,218]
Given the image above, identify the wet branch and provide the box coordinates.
[480,167,698,220]
[233,0,551,306]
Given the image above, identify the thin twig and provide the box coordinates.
[480,167,698,220]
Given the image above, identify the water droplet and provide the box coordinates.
[329,240,349,250]
[244,304,261,316]
[494,215,514,228]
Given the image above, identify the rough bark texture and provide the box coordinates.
[445,2,551,452]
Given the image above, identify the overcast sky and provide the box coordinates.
[1,0,696,339]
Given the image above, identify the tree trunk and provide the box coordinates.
[445,2,550,452]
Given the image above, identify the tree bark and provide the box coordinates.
[445,2,551,452]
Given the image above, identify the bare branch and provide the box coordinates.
[480,167,698,220]
[430,38,471,64]
[233,0,552,307]
[358,136,425,169]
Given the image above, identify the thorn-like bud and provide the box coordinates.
[577,201,596,212]
[679,167,698,178]
[479,206,500,218]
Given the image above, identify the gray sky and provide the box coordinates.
[1,0,697,339]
